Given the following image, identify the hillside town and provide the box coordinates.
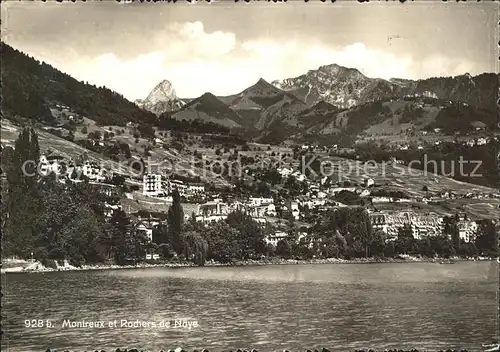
[21,138,498,260]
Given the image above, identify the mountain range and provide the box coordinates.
[2,42,498,145]
[271,64,498,113]
[136,63,497,143]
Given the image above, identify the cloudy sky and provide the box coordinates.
[1,1,497,101]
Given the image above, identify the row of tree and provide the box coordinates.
[151,194,499,266]
[1,127,147,266]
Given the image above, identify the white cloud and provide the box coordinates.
[37,21,478,101]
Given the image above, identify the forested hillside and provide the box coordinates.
[1,42,158,126]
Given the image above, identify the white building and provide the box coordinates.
[329,187,356,195]
[364,178,375,187]
[82,161,106,182]
[143,173,168,196]
[289,201,300,220]
[457,219,478,243]
[277,167,294,177]
[39,154,65,176]
[185,183,205,198]
[476,137,487,146]
[104,203,122,219]
[249,197,274,207]
[135,218,160,243]
[195,200,230,225]
[369,211,444,240]
[266,231,289,247]
[292,172,306,182]
[168,179,187,196]
[266,203,277,216]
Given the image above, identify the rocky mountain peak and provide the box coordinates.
[145,79,178,105]
[135,79,185,115]
[272,63,389,108]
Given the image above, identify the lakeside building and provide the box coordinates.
[456,214,479,243]
[195,200,230,225]
[132,211,166,242]
[135,222,155,242]
[369,211,444,240]
[265,231,289,247]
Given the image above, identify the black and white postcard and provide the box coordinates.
[1,1,499,352]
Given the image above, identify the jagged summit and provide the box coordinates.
[135,79,185,115]
[146,79,178,104]
[272,62,390,108]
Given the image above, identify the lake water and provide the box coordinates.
[1,262,498,352]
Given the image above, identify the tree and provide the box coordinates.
[3,127,42,258]
[415,237,434,257]
[275,239,292,259]
[28,176,109,265]
[369,230,387,257]
[429,235,456,258]
[108,209,133,264]
[383,241,396,258]
[226,211,266,260]
[109,174,125,186]
[88,130,102,141]
[395,224,414,255]
[320,236,340,258]
[284,175,302,197]
[475,219,498,257]
[183,231,208,266]
[66,131,75,142]
[167,188,184,255]
[202,221,239,263]
[292,234,314,259]
[443,215,461,255]
[152,223,169,245]
[158,242,175,260]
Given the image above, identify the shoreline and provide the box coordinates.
[2,256,496,274]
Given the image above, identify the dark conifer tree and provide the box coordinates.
[167,188,184,255]
[3,127,42,258]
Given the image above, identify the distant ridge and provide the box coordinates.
[272,63,498,111]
